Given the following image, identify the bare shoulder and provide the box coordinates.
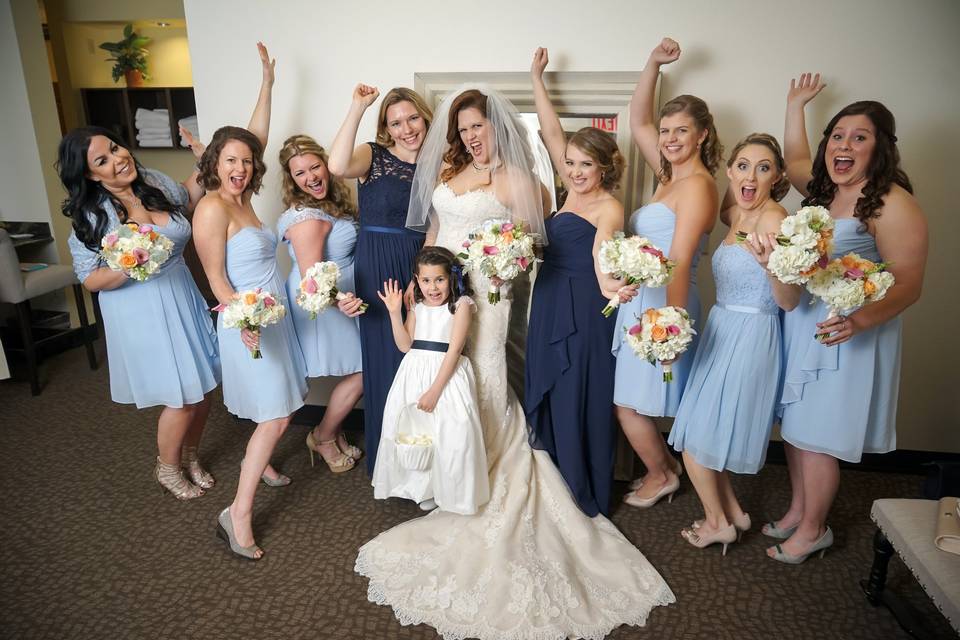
[879,184,924,222]
[757,202,788,233]
[677,172,718,198]
[194,193,229,224]
[595,196,625,222]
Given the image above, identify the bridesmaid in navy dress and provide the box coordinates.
[328,84,434,474]
[765,76,927,563]
[524,48,627,517]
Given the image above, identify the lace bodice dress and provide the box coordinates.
[355,185,674,640]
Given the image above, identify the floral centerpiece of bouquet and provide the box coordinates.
[623,306,696,382]
[737,205,834,284]
[214,289,286,359]
[597,232,675,317]
[296,261,367,319]
[457,219,540,304]
[100,222,174,281]
[805,252,894,341]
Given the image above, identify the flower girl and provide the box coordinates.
[371,246,489,514]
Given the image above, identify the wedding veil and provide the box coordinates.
[406,83,553,244]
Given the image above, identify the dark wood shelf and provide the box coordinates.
[80,87,196,150]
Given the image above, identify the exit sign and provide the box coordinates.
[591,116,618,132]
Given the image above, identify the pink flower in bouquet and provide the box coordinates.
[501,222,515,232]
[844,267,864,279]
[628,323,643,336]
[138,224,153,234]
[462,241,471,248]
[302,278,318,294]
[483,245,500,255]
[517,256,529,270]
[104,233,118,247]
[263,296,276,307]
[641,246,664,258]
[132,247,150,265]
[667,324,681,335]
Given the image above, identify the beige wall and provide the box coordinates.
[183,0,960,452]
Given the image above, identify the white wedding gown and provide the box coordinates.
[356,184,675,640]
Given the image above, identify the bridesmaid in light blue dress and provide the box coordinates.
[60,126,218,502]
[615,37,719,509]
[277,134,363,474]
[193,43,307,560]
[668,134,800,554]
[765,77,927,564]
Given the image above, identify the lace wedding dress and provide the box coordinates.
[356,184,675,640]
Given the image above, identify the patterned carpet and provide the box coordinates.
[0,346,954,640]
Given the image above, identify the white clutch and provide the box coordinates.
[394,404,435,471]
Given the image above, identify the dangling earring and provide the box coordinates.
[601,172,606,180]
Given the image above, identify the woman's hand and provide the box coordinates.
[617,282,639,304]
[817,312,861,346]
[490,276,505,289]
[743,231,778,267]
[531,47,549,79]
[257,41,275,87]
[352,83,379,109]
[240,327,260,351]
[417,386,441,413]
[403,280,416,310]
[179,126,205,160]
[337,292,366,317]
[787,73,825,109]
[377,279,403,313]
[650,37,681,66]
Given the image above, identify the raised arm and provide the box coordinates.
[592,200,627,298]
[417,300,472,412]
[377,278,414,352]
[665,175,717,309]
[246,42,275,148]
[284,218,332,279]
[784,73,826,197]
[327,84,379,179]
[820,188,928,346]
[192,198,236,305]
[630,38,681,172]
[530,48,567,179]
[179,125,205,212]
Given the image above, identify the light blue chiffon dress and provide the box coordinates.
[669,243,782,473]
[277,207,362,377]
[67,169,220,408]
[217,225,307,422]
[779,218,902,462]
[612,202,705,416]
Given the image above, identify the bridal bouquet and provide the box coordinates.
[213,289,287,359]
[806,252,894,342]
[737,205,834,284]
[100,222,174,281]
[296,261,367,319]
[457,219,539,304]
[597,232,675,317]
[623,306,696,382]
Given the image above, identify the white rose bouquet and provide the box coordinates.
[213,289,287,359]
[296,261,367,320]
[597,232,675,317]
[100,222,174,281]
[623,306,696,382]
[738,205,834,284]
[805,252,895,342]
[457,219,540,304]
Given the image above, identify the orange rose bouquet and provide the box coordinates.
[624,305,696,382]
[100,222,174,281]
[805,252,894,342]
[213,288,287,359]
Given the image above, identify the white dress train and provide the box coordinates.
[355,184,675,640]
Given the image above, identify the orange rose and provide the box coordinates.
[243,292,258,305]
[643,308,660,325]
[126,222,140,231]
[149,231,159,241]
[651,325,669,342]
[816,238,829,254]
[502,232,515,244]
[118,253,138,269]
[858,259,876,272]
[864,280,877,296]
[840,255,859,270]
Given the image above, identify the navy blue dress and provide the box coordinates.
[524,212,617,517]
[355,142,425,474]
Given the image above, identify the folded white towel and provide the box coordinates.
[177,115,200,147]
[136,133,173,143]
[138,139,174,148]
[134,108,170,126]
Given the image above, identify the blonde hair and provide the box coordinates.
[278,134,356,218]
[375,88,434,148]
[658,94,723,182]
[726,133,790,202]
[568,127,625,192]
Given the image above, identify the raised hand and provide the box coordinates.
[787,73,826,108]
[179,125,205,160]
[353,83,380,109]
[257,41,275,86]
[649,37,681,65]
[531,47,549,78]
[377,278,403,313]
[742,231,778,267]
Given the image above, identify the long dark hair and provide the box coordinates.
[804,100,913,224]
[57,126,183,251]
[412,246,472,314]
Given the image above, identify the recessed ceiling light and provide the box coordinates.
[156,21,171,27]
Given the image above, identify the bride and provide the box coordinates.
[355,85,675,640]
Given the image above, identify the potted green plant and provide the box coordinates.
[99,24,150,87]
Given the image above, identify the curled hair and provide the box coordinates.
[375,87,434,148]
[412,245,473,314]
[804,100,912,224]
[726,132,790,202]
[278,134,356,218]
[567,127,625,192]
[197,126,266,194]
[440,89,488,183]
[658,94,723,182]
[57,126,183,251]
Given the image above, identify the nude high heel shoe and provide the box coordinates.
[215,507,262,561]
[155,457,204,500]
[768,527,834,564]
[691,512,752,541]
[622,473,680,508]
[306,431,355,473]
[181,446,215,489]
[681,523,738,556]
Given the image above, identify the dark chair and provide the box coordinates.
[0,229,97,394]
